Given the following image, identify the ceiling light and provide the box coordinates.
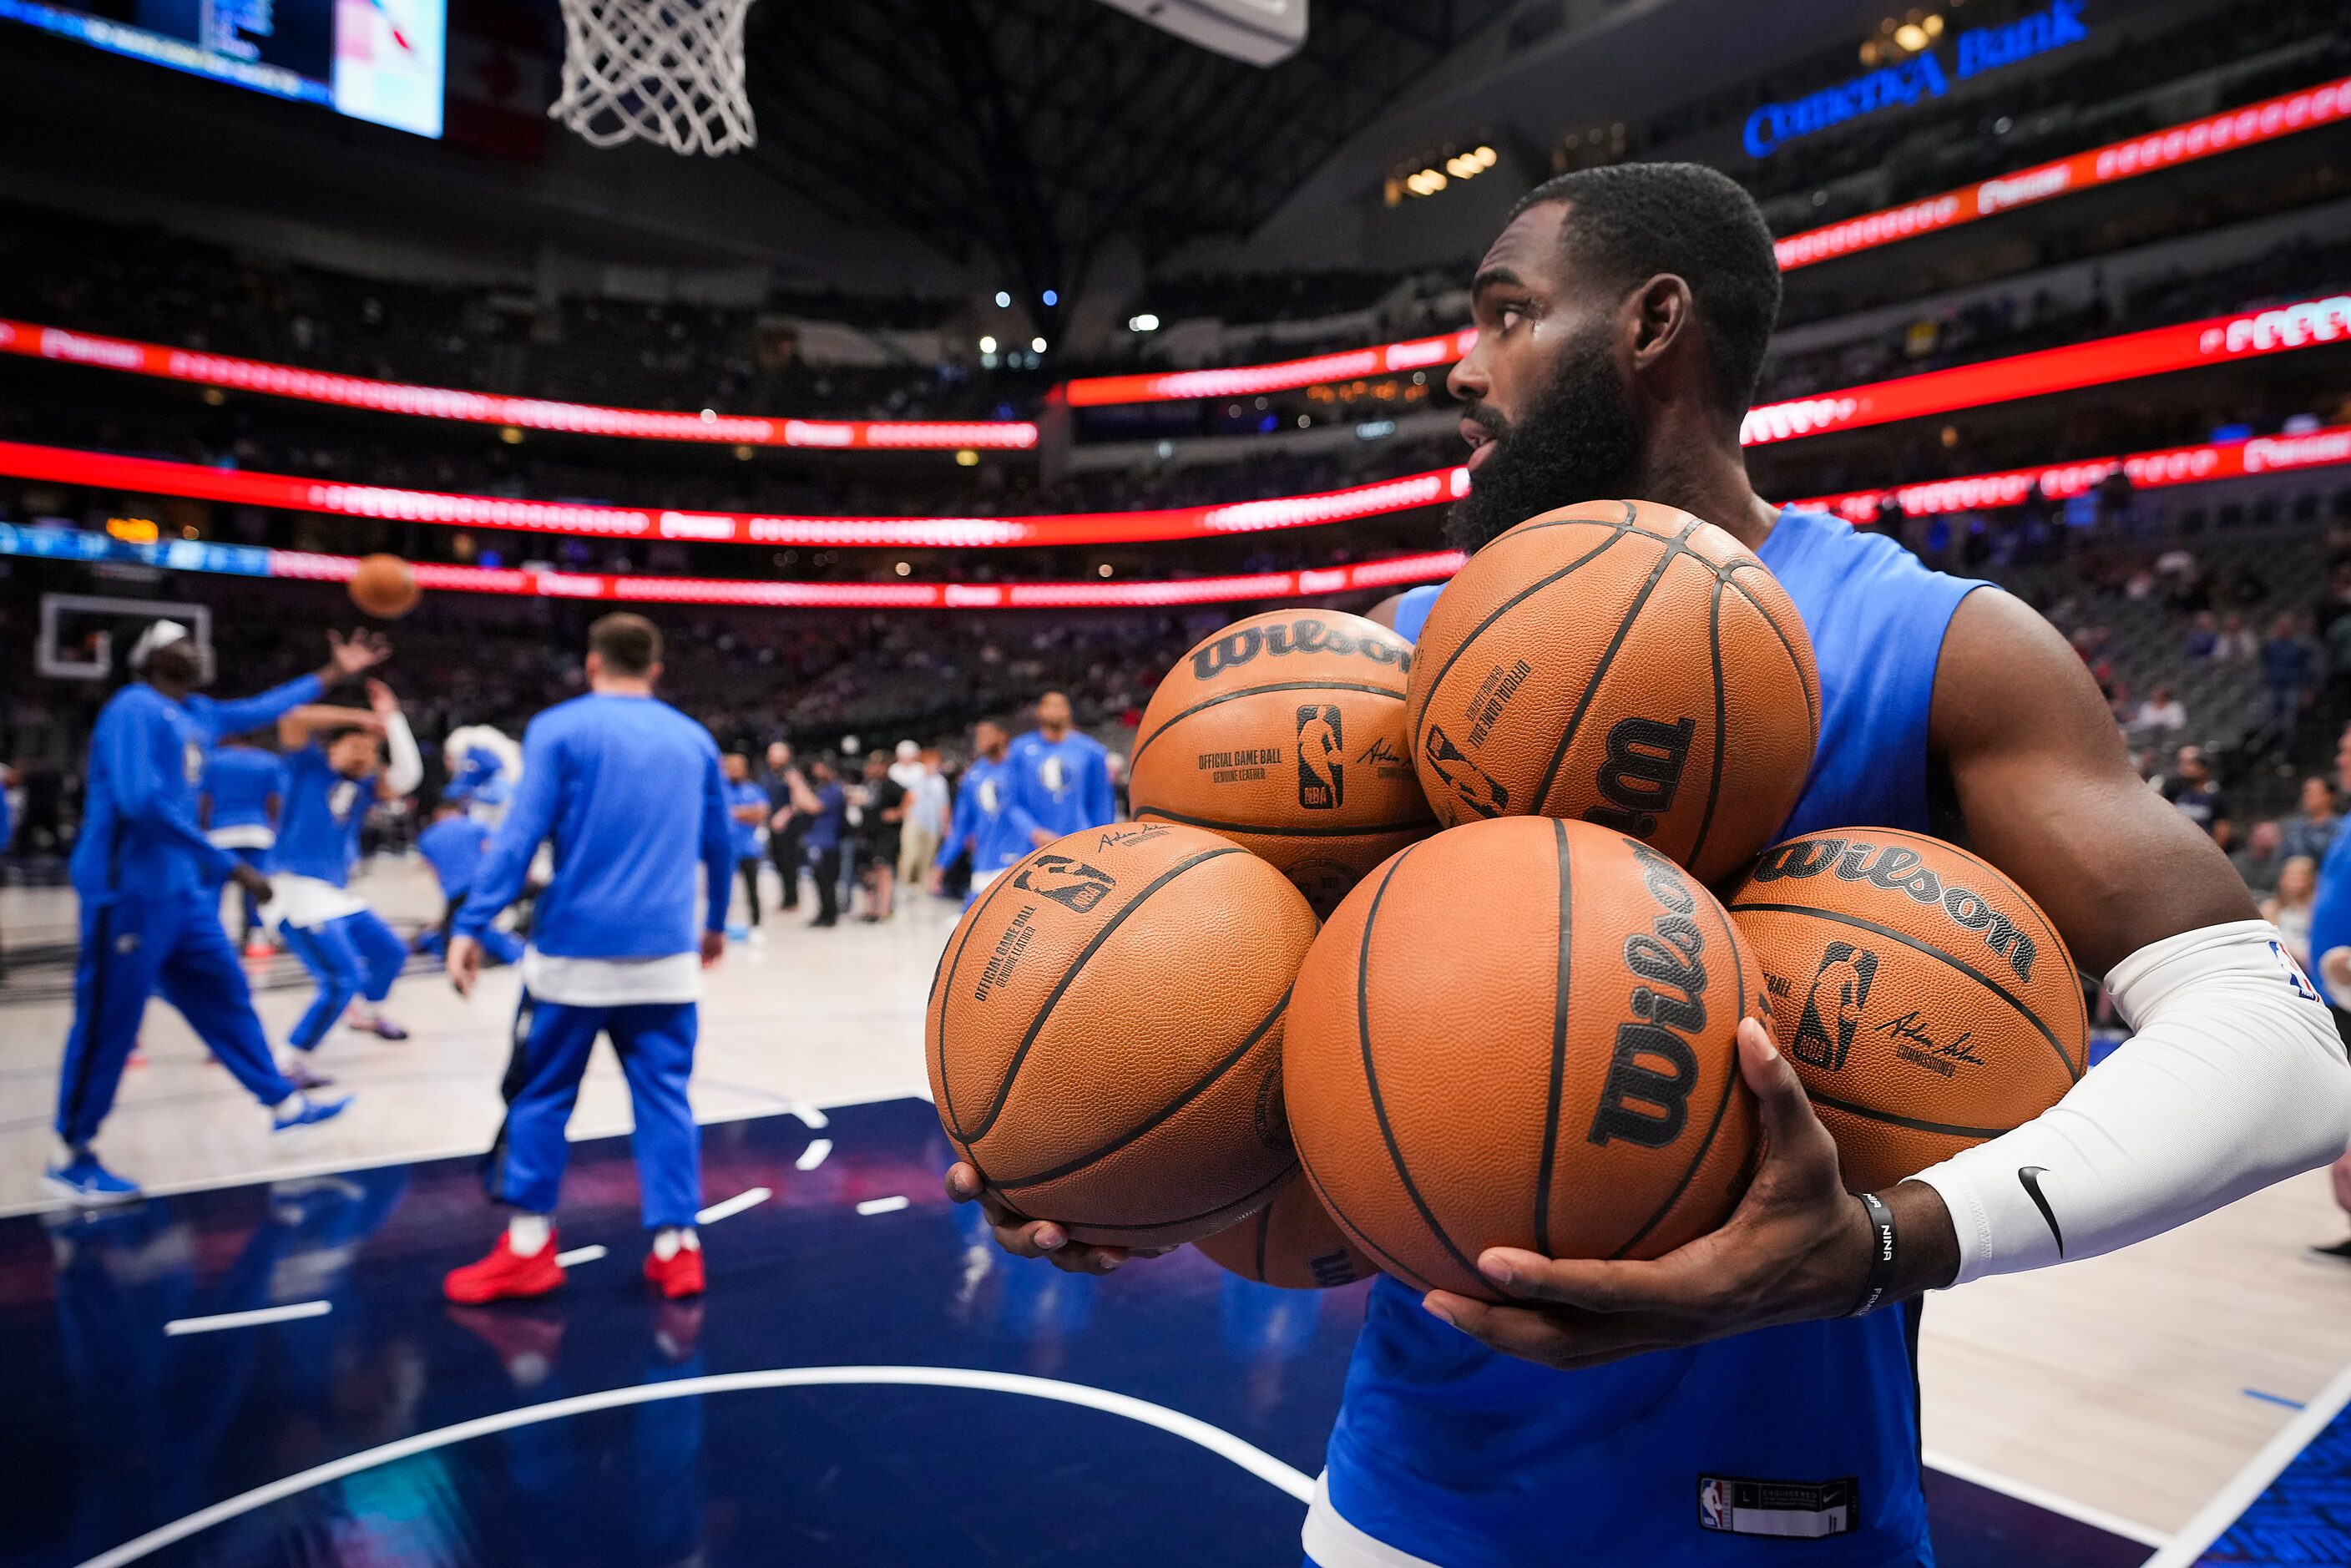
[1923,13,1944,35]
[1893,22,1929,50]
[954,448,979,467]
[1097,564,1113,578]
[895,561,912,576]
[979,335,997,353]
[1474,144,1497,167]
[1129,313,1160,331]
[994,291,1011,307]
[1031,336,1047,352]
[1042,290,1059,307]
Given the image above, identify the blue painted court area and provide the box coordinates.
[2191,1379,2351,1565]
[0,1097,2161,1567]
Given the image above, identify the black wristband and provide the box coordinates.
[1848,1191,1898,1317]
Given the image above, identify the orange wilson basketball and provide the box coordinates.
[1725,828,2087,1194]
[927,821,1318,1247]
[1130,610,1434,915]
[1404,499,1818,886]
[1194,1173,1378,1289]
[1283,816,1764,1300]
[350,554,421,618]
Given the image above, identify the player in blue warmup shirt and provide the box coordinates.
[412,799,525,966]
[1008,691,1115,844]
[48,622,387,1203]
[199,742,282,952]
[931,720,1035,903]
[721,751,770,930]
[268,680,422,1082]
[954,164,2351,1566]
[441,614,735,1304]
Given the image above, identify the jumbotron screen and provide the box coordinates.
[0,0,445,138]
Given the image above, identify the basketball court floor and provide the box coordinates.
[3,857,2350,1566]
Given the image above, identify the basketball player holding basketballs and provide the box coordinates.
[953,163,2351,1565]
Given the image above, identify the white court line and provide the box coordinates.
[163,1300,331,1337]
[786,1101,830,1130]
[2142,1353,2351,1568]
[1924,1447,2169,1549]
[796,1139,832,1171]
[553,1245,605,1267]
[695,1186,771,1225]
[68,1363,1313,1568]
[0,1086,927,1221]
[856,1195,909,1216]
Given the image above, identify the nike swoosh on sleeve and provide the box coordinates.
[2017,1166,2064,1256]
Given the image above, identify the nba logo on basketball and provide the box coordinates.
[1012,855,1117,913]
[1296,705,1343,810]
[1792,941,1878,1070]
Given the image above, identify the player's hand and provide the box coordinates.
[446,934,483,998]
[325,629,392,679]
[1030,828,1054,848]
[230,863,273,903]
[1420,1020,1936,1371]
[365,678,400,715]
[943,1163,1172,1275]
[700,928,726,967]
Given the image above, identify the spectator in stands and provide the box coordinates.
[2161,745,2232,846]
[2283,776,2343,862]
[2233,819,2288,899]
[787,757,849,929]
[897,747,948,898]
[2266,855,2320,969]
[2186,611,2221,662]
[2218,613,2258,663]
[2132,685,2187,738]
[2264,614,2318,758]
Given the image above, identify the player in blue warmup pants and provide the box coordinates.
[932,720,1035,904]
[953,164,2351,1568]
[442,613,734,1304]
[1008,691,1115,844]
[199,742,281,951]
[268,680,422,1085]
[412,799,525,966]
[48,622,385,1203]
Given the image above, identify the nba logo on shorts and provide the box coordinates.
[2270,939,2321,1003]
[1700,1479,1729,1530]
[1296,705,1342,810]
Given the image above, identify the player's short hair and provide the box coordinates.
[589,613,661,675]
[1508,162,1782,418]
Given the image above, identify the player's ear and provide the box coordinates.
[645,660,664,686]
[1627,274,1693,370]
[584,650,604,682]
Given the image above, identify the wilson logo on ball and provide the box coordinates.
[1589,843,1711,1150]
[1012,855,1118,913]
[1792,941,1878,1072]
[1582,716,1696,838]
[1421,724,1509,817]
[1749,837,2039,982]
[1187,617,1411,680]
[1296,705,1344,810]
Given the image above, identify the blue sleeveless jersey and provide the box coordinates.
[1339,512,1983,1567]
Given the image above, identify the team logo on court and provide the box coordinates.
[1012,854,1116,913]
[1581,716,1695,838]
[1296,706,1343,810]
[1420,725,1509,818]
[1792,942,1878,1072]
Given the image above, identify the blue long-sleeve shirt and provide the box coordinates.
[69,674,322,899]
[1009,729,1115,839]
[937,754,1034,875]
[417,814,491,898]
[454,693,733,959]
[200,746,282,834]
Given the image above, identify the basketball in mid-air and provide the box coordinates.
[349,553,422,618]
[1283,817,1763,1299]
[1724,827,2088,1194]
[1403,499,1818,886]
[927,821,1318,1247]
[1129,609,1434,915]
[1194,1174,1377,1289]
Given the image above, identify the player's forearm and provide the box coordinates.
[1913,919,2351,1285]
[203,674,326,738]
[381,712,422,796]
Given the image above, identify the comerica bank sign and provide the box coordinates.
[1744,1,2090,157]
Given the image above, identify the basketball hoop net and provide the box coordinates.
[549,0,757,156]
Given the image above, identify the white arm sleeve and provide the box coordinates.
[1913,919,2351,1287]
[382,712,423,797]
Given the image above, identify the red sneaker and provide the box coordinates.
[643,1243,705,1298]
[444,1232,565,1303]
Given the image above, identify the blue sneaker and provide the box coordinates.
[43,1151,142,1206]
[272,1094,353,1133]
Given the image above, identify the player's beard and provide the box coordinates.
[1445,326,1645,554]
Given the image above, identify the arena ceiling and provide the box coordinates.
[739,0,1519,307]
